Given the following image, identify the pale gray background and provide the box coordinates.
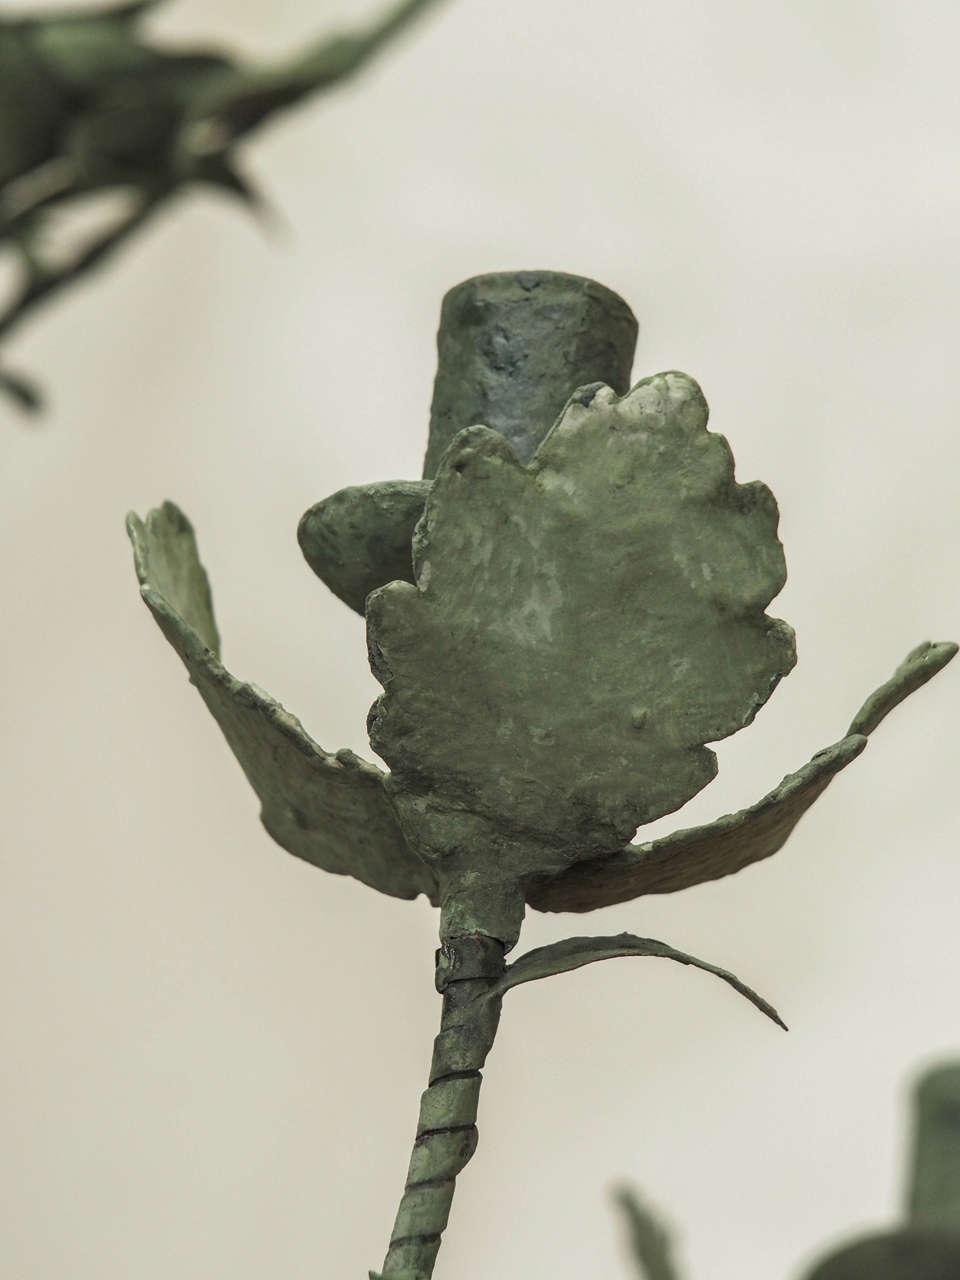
[2,1,959,1277]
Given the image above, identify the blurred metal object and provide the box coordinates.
[614,1059,960,1279]
[907,1062,960,1232]
[0,0,444,410]
[803,1060,960,1279]
[613,1185,682,1280]
[803,1228,960,1280]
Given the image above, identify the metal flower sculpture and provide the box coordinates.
[0,0,441,409]
[127,272,956,1279]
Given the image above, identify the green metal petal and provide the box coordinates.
[528,641,956,914]
[127,501,438,904]
[298,479,428,616]
[368,372,795,885]
[487,931,785,1028]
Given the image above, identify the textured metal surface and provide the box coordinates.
[298,480,429,614]
[529,640,956,913]
[368,372,795,928]
[374,936,505,1280]
[127,501,437,903]
[423,269,639,476]
[301,270,638,617]
[528,736,864,911]
[848,642,958,737]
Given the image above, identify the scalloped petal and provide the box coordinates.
[367,372,795,881]
[127,501,437,904]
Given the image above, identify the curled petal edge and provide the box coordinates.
[127,501,438,905]
[528,641,957,914]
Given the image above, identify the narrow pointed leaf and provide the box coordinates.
[613,1186,683,1280]
[127,501,437,904]
[529,640,956,913]
[487,932,786,1028]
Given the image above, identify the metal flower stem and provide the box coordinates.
[373,272,639,1278]
[374,935,505,1279]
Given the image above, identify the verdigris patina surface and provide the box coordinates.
[127,271,956,1279]
[366,370,796,944]
[298,271,638,612]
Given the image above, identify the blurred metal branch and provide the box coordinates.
[0,0,445,411]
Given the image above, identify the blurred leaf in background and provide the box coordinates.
[0,0,443,412]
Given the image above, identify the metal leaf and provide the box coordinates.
[127,501,437,904]
[529,641,956,914]
[486,932,786,1029]
[613,1186,684,1280]
[367,372,795,884]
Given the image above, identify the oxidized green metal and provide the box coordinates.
[127,501,438,905]
[423,270,638,475]
[126,271,957,1279]
[528,641,956,913]
[298,479,430,616]
[298,270,638,614]
[367,369,796,944]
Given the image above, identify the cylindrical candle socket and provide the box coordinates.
[302,270,639,615]
[423,270,638,477]
[907,1062,960,1231]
